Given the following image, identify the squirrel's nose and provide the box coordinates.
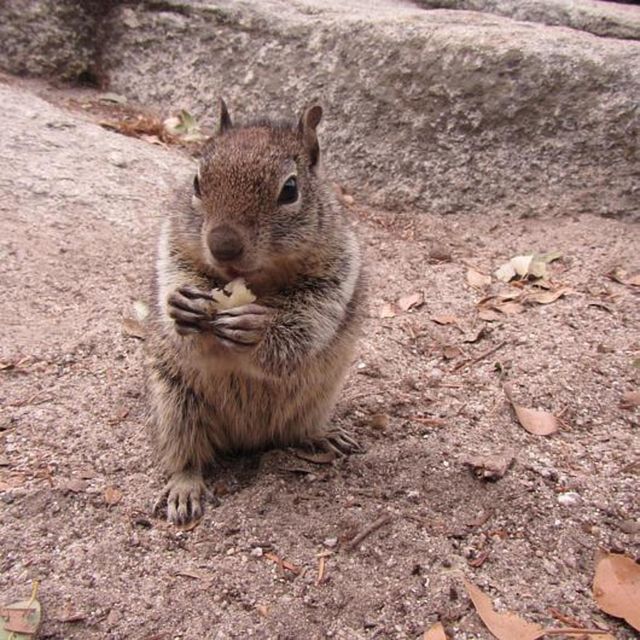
[208,225,245,262]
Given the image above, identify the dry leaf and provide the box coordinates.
[378,302,397,319]
[368,413,390,429]
[463,578,545,640]
[122,316,146,340]
[431,314,460,326]
[621,390,640,409]
[478,308,503,322]
[593,551,640,631]
[495,261,517,282]
[256,604,269,618]
[467,268,492,288]
[104,486,123,506]
[462,450,515,480]
[442,345,464,360]
[525,287,573,305]
[511,255,534,277]
[423,621,447,640]
[397,291,424,312]
[504,384,559,436]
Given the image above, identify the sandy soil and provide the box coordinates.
[0,76,638,640]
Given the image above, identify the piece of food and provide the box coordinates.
[210,278,256,310]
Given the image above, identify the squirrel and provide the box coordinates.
[145,99,365,524]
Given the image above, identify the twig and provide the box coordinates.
[453,341,507,372]
[264,552,301,575]
[345,514,393,551]
[315,556,326,586]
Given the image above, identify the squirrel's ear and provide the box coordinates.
[298,104,323,168]
[218,98,232,134]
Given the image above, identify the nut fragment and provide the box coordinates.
[210,278,256,311]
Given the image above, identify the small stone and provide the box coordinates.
[251,546,264,557]
[619,519,640,534]
[323,537,338,548]
[557,491,582,506]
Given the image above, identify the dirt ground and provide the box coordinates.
[0,76,639,640]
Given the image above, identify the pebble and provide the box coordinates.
[323,537,338,548]
[557,491,582,506]
[251,546,263,557]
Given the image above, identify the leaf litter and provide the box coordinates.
[504,384,559,435]
[592,551,640,632]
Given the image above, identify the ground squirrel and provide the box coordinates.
[145,100,364,524]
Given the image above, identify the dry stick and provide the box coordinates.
[345,515,393,551]
[453,341,507,372]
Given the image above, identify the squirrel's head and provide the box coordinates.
[189,99,329,284]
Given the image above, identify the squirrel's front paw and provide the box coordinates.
[154,470,206,525]
[167,285,215,335]
[211,303,274,349]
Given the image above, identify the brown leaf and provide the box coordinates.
[467,268,492,288]
[104,486,123,506]
[462,450,515,480]
[504,385,559,436]
[122,316,146,340]
[593,551,640,631]
[397,291,424,312]
[621,390,640,409]
[463,578,545,640]
[442,345,464,360]
[463,326,487,344]
[525,287,573,305]
[378,302,397,319]
[431,314,460,326]
[478,308,503,322]
[423,621,448,640]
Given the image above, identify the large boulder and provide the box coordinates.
[1,0,639,218]
[416,0,640,41]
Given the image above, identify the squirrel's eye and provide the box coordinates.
[278,176,298,205]
[193,174,202,198]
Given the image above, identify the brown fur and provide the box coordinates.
[145,102,364,524]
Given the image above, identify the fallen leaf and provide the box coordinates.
[462,450,515,480]
[378,302,397,319]
[593,551,640,631]
[122,316,146,340]
[511,255,534,277]
[621,390,640,409]
[423,621,448,640]
[431,314,460,326]
[463,578,545,640]
[478,308,503,322]
[256,604,269,618]
[104,486,123,506]
[525,287,573,305]
[397,291,424,312]
[495,261,517,283]
[504,384,559,436]
[442,345,464,359]
[467,268,492,288]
